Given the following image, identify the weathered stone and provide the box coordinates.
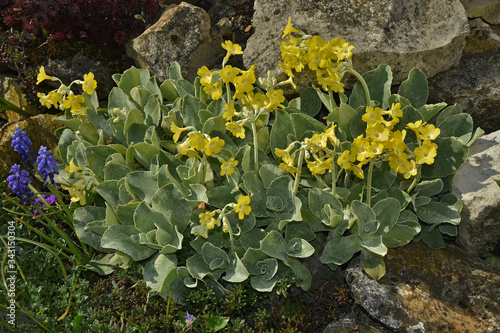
[0,114,63,181]
[462,0,500,25]
[427,48,500,134]
[40,50,128,101]
[450,130,500,257]
[0,75,38,122]
[464,18,500,54]
[345,241,500,333]
[127,2,224,82]
[244,0,469,92]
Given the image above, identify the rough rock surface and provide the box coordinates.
[0,75,38,122]
[450,130,500,257]
[462,0,500,25]
[428,20,500,134]
[0,114,63,178]
[244,0,469,91]
[345,241,500,333]
[127,2,224,82]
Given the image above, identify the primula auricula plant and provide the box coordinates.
[40,17,481,301]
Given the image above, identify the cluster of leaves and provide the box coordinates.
[41,19,481,303]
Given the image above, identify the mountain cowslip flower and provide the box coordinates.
[199,211,218,230]
[226,122,246,139]
[203,81,223,100]
[65,158,82,178]
[11,127,35,163]
[36,66,52,85]
[305,133,327,153]
[234,195,251,219]
[34,194,56,216]
[36,146,59,184]
[223,102,237,121]
[62,179,86,205]
[221,40,243,60]
[63,94,85,110]
[407,120,423,136]
[170,123,188,142]
[48,91,63,108]
[266,89,285,110]
[37,92,52,108]
[6,164,32,203]
[188,132,208,151]
[282,16,299,39]
[307,158,333,175]
[219,65,240,84]
[279,162,301,174]
[81,72,97,95]
[220,157,238,176]
[402,159,418,179]
[234,66,255,97]
[275,146,294,165]
[419,124,440,141]
[362,106,384,125]
[337,150,356,169]
[414,141,438,165]
[204,137,225,156]
[323,124,339,146]
[197,66,213,86]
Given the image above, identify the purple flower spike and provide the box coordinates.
[184,311,194,327]
[11,127,35,163]
[36,146,59,184]
[6,164,33,203]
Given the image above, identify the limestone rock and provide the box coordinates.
[462,0,500,25]
[0,75,38,122]
[244,0,469,92]
[427,17,500,134]
[127,2,224,82]
[450,130,500,257]
[0,115,63,181]
[345,241,500,333]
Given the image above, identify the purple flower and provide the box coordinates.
[184,311,194,327]
[11,127,35,163]
[6,164,32,203]
[36,146,59,184]
[33,194,56,216]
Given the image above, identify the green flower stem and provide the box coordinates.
[251,121,259,174]
[328,88,336,111]
[366,159,374,206]
[197,155,207,184]
[348,68,371,106]
[226,82,232,102]
[222,212,235,252]
[406,164,422,194]
[292,149,305,196]
[331,163,337,197]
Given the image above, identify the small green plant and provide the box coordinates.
[37,17,481,305]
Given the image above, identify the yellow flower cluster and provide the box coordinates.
[338,103,440,179]
[279,17,354,92]
[36,66,97,116]
[275,123,340,176]
[198,195,251,234]
[171,123,225,159]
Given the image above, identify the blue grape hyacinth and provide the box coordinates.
[7,164,33,203]
[36,146,59,184]
[11,127,35,163]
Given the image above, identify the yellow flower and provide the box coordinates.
[226,122,246,139]
[266,89,285,110]
[384,103,403,120]
[65,158,83,178]
[203,81,223,100]
[37,92,52,108]
[362,106,384,125]
[223,102,237,121]
[36,66,52,85]
[275,146,294,165]
[419,124,440,141]
[221,40,243,60]
[188,132,208,151]
[279,163,301,174]
[336,41,355,61]
[234,66,256,98]
[322,124,339,146]
[402,159,418,179]
[368,142,384,157]
[82,72,97,95]
[337,150,356,169]
[366,123,390,142]
[351,163,365,179]
[70,108,87,116]
[304,133,327,153]
[234,195,251,220]
[406,120,423,136]
[61,179,86,205]
[388,152,408,173]
[307,158,333,175]
[47,91,63,108]
[63,94,85,110]
[352,135,372,162]
[282,16,299,39]
[199,211,218,230]
[171,123,188,142]
[197,66,213,86]
[204,137,225,156]
[414,141,438,165]
[220,157,238,176]
[219,65,240,84]
[242,91,268,110]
